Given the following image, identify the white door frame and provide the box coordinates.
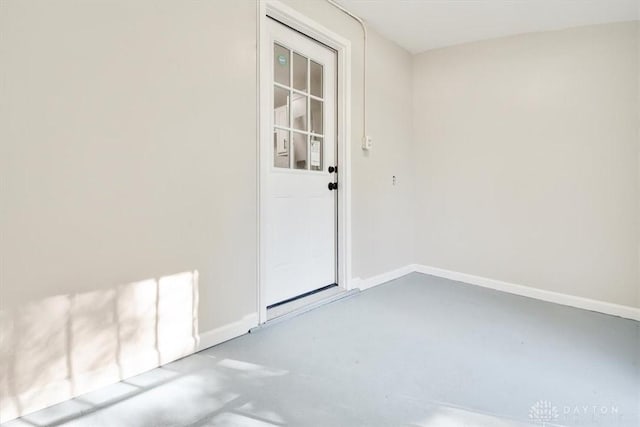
[258,0,352,324]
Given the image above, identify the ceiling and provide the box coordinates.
[334,0,639,53]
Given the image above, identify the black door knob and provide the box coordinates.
[328,166,337,173]
[328,182,338,191]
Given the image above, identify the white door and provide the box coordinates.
[265,18,338,306]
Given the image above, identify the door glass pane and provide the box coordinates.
[291,93,307,131]
[274,86,289,128]
[274,44,290,86]
[292,131,307,170]
[273,128,290,168]
[310,99,323,135]
[292,52,308,92]
[310,61,323,98]
[310,136,323,171]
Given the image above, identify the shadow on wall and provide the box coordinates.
[0,270,200,423]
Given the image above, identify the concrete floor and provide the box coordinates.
[4,273,639,427]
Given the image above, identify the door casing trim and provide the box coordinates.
[258,0,353,324]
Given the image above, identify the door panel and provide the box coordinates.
[265,18,337,306]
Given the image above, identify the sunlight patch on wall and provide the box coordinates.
[117,279,160,379]
[158,271,199,364]
[0,270,199,423]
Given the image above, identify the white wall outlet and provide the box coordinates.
[362,135,372,150]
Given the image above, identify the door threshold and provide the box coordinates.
[267,283,339,310]
[267,284,344,320]
[252,287,360,331]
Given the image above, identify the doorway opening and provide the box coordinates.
[258,1,353,323]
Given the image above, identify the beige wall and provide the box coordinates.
[0,0,415,420]
[0,0,258,337]
[0,0,259,419]
[413,21,640,308]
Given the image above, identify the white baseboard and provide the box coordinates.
[351,264,416,291]
[196,312,259,351]
[413,264,640,321]
[352,264,639,321]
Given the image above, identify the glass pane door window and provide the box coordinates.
[273,42,324,171]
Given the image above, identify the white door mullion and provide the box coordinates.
[306,57,311,169]
[288,47,294,169]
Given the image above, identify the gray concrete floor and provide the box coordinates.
[4,273,639,427]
